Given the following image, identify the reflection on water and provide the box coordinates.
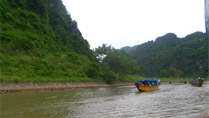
[1,84,209,118]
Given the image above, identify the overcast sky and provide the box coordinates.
[62,0,205,49]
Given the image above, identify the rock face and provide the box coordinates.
[199,107,209,118]
[71,21,82,36]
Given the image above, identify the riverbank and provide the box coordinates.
[0,82,134,94]
[1,81,209,94]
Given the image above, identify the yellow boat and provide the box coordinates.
[190,78,204,87]
[135,79,159,92]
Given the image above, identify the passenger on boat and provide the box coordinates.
[151,81,155,86]
[144,82,148,86]
[158,79,160,85]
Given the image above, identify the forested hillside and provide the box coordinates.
[122,32,208,78]
[121,45,138,53]
[1,0,207,83]
[0,0,142,83]
[0,0,101,82]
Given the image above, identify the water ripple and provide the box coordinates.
[1,84,209,118]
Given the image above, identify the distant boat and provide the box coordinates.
[135,79,159,92]
[190,78,204,87]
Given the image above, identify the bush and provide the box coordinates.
[86,67,98,78]
[160,68,183,77]
[102,70,117,84]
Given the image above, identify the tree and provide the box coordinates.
[93,44,115,62]
[160,68,183,77]
[128,32,207,77]
[102,50,141,75]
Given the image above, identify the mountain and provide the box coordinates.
[120,45,138,53]
[0,0,100,82]
[1,0,207,83]
[122,32,208,77]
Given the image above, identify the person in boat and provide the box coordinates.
[158,79,160,85]
[151,81,155,86]
[144,81,148,86]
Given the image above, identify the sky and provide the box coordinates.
[62,0,205,49]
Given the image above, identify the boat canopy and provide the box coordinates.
[137,79,159,86]
[144,79,157,82]
[137,79,157,82]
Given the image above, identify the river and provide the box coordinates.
[1,84,209,118]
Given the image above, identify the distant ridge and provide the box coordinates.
[120,32,208,77]
[120,45,138,53]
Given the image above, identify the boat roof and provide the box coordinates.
[144,79,157,81]
[137,79,158,82]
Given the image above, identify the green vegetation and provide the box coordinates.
[123,32,208,78]
[159,77,194,82]
[0,0,143,83]
[0,0,99,83]
[160,68,183,78]
[158,77,209,82]
[93,44,143,83]
[0,76,95,83]
[0,0,207,84]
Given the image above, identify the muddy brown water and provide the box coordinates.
[1,84,209,118]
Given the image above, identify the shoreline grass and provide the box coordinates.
[0,75,96,83]
[158,77,209,82]
[119,76,209,83]
[1,74,208,83]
